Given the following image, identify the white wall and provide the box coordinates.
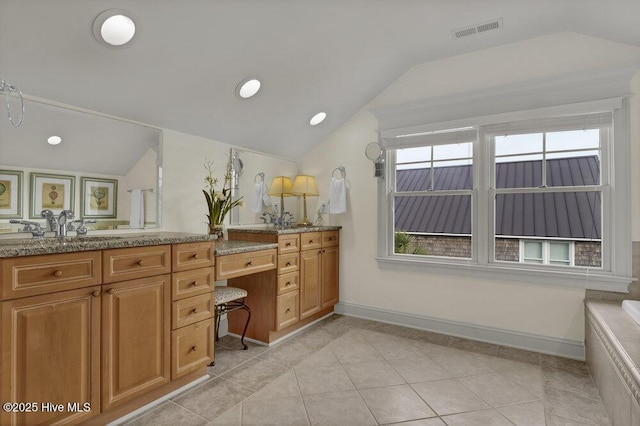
[121,147,158,225]
[300,32,640,351]
[235,150,298,225]
[160,129,298,232]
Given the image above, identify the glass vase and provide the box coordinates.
[208,223,225,240]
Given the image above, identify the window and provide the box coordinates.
[520,240,573,266]
[490,123,605,269]
[392,131,475,259]
[379,107,629,289]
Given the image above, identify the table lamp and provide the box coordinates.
[268,176,293,219]
[291,175,319,226]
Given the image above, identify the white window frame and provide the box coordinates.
[392,137,476,260]
[487,120,608,271]
[519,240,575,266]
[370,65,635,292]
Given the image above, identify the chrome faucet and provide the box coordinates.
[9,219,45,237]
[262,211,294,228]
[69,219,96,236]
[56,210,74,237]
[41,209,57,232]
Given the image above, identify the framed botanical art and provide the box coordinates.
[30,173,75,218]
[80,177,117,218]
[0,170,23,219]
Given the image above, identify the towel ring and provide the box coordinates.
[332,166,346,178]
[254,172,265,183]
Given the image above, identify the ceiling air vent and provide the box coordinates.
[451,18,503,39]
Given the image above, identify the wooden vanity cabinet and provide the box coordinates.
[1,285,101,425]
[299,231,339,319]
[0,251,103,425]
[275,234,300,330]
[226,229,339,344]
[101,274,171,411]
[1,240,216,425]
[299,237,322,320]
[321,231,340,309]
[170,242,215,380]
[100,245,172,411]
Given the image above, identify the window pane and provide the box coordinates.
[433,142,473,161]
[546,129,600,152]
[523,241,542,260]
[432,161,472,190]
[394,195,471,258]
[549,242,570,262]
[495,133,543,157]
[494,192,601,268]
[397,146,430,164]
[495,155,543,188]
[396,167,431,191]
[395,142,472,192]
[546,153,600,186]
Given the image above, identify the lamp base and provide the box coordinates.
[297,218,314,227]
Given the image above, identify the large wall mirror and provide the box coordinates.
[0,98,162,234]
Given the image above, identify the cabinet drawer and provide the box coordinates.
[172,241,215,272]
[172,293,214,330]
[172,267,215,301]
[215,249,277,280]
[1,251,101,300]
[276,290,299,331]
[103,245,171,283]
[300,232,322,251]
[277,271,299,295]
[171,318,214,380]
[278,252,299,274]
[322,231,340,247]
[278,234,300,254]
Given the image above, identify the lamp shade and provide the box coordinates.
[291,175,319,196]
[268,176,293,196]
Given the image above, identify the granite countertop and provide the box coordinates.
[227,225,342,235]
[0,232,217,258]
[215,240,278,256]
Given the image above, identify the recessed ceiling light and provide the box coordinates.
[47,136,62,145]
[309,112,326,126]
[93,9,136,47]
[236,78,261,99]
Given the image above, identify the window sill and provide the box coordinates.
[376,256,631,292]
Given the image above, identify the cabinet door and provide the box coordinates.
[102,275,171,410]
[321,245,339,309]
[171,318,214,380]
[276,290,299,330]
[299,249,322,320]
[1,287,101,426]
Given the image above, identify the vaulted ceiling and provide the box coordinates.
[1,0,639,160]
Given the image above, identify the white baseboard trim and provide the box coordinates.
[335,302,585,360]
[107,374,210,425]
[226,312,335,347]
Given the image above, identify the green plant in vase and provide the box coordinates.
[203,159,243,239]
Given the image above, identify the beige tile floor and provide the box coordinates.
[125,315,611,426]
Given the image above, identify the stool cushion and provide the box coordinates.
[215,286,248,305]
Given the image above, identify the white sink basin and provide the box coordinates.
[622,300,640,326]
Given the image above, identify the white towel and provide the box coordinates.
[329,177,347,214]
[262,182,272,208]
[251,182,272,213]
[129,189,145,228]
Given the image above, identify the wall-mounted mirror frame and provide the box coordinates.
[0,96,163,234]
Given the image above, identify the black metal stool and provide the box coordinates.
[209,286,251,366]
